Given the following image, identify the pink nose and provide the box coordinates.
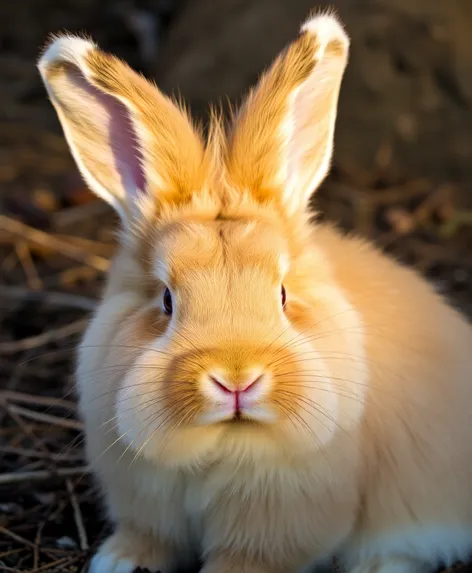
[209,375,263,412]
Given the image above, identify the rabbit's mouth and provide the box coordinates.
[232,412,256,423]
[220,417,264,429]
[229,410,267,426]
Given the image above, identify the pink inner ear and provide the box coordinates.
[104,91,147,196]
[71,68,147,198]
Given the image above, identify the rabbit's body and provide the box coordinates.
[38,12,472,573]
[76,222,472,573]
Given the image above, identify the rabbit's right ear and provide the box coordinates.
[38,35,206,223]
[226,13,349,217]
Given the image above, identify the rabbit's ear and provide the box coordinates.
[226,13,349,216]
[38,35,205,222]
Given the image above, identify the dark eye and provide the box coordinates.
[163,287,173,315]
[281,285,287,308]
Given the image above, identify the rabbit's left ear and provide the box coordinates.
[226,14,349,215]
[38,35,206,224]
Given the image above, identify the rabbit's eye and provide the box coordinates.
[163,288,173,315]
[281,285,287,308]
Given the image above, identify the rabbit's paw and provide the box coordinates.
[88,528,174,573]
[348,556,429,573]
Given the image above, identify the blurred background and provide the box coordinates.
[0,0,471,571]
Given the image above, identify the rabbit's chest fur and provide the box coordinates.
[185,453,359,561]
[101,435,361,564]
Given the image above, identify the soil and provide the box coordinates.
[0,1,471,572]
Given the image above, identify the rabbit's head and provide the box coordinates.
[39,14,367,467]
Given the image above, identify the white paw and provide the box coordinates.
[348,557,430,573]
[89,549,137,573]
[87,530,171,573]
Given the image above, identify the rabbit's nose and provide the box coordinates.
[204,368,268,414]
[209,374,262,395]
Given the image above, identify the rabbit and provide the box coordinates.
[38,10,472,573]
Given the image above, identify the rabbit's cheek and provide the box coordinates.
[114,364,168,454]
[276,344,341,448]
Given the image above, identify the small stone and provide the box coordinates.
[57,536,78,549]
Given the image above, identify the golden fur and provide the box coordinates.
[38,11,472,573]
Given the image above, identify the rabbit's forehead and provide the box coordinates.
[151,220,288,285]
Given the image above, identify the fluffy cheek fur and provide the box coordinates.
[115,337,226,469]
[113,281,368,468]
[76,295,140,419]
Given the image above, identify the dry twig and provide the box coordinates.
[66,479,89,551]
[0,390,77,411]
[0,285,97,311]
[0,318,88,355]
[0,445,83,462]
[6,404,83,431]
[0,214,110,271]
[15,240,43,290]
[0,466,89,485]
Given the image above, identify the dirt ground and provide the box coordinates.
[0,0,471,571]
